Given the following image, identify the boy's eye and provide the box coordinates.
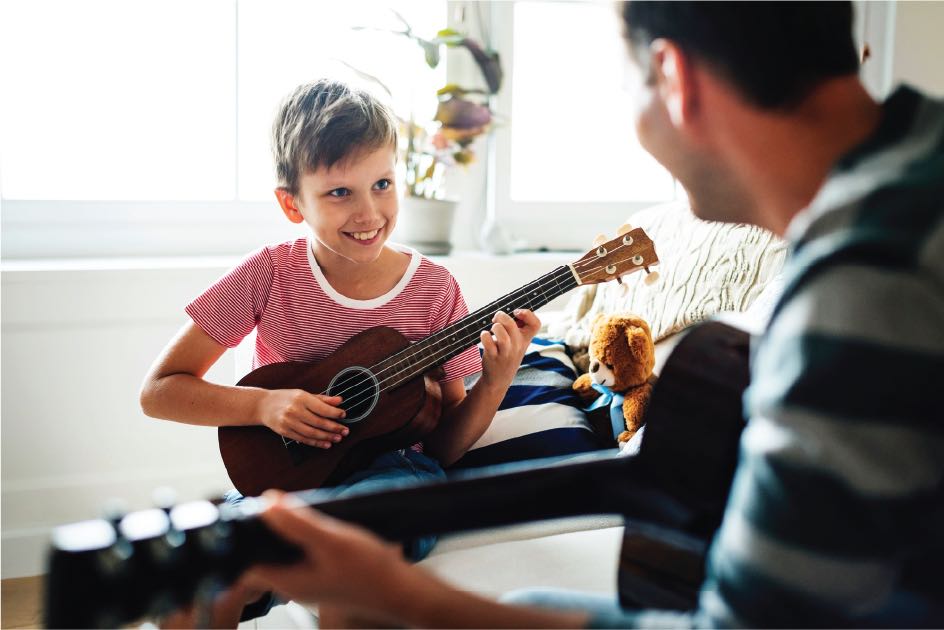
[328,188,351,198]
[373,178,392,191]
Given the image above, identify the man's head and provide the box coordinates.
[272,80,400,265]
[621,2,859,110]
[619,2,863,228]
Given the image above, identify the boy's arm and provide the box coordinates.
[424,310,540,466]
[139,321,348,449]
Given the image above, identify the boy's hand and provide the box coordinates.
[478,309,541,390]
[255,390,348,448]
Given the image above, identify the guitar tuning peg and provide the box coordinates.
[615,276,623,285]
[152,486,177,514]
[101,498,129,529]
[617,222,633,236]
[644,270,661,286]
[592,233,608,246]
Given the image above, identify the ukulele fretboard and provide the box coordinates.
[377,265,577,388]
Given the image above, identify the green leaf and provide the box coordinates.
[420,40,441,68]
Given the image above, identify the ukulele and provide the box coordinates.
[220,227,659,496]
[45,321,751,629]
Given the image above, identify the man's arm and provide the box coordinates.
[240,492,590,629]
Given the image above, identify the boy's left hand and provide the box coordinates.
[478,309,540,390]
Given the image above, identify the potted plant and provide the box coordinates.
[356,13,503,254]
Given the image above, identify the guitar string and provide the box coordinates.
[316,243,650,412]
[306,241,651,417]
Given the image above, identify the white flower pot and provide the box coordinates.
[395,196,458,255]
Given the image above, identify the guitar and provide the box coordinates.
[220,228,659,496]
[45,321,750,629]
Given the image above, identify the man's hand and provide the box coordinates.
[255,390,349,449]
[478,309,541,390]
[237,492,412,614]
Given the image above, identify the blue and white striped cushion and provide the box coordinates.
[451,337,604,470]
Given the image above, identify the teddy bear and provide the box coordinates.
[572,313,656,445]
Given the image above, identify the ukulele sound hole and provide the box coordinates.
[327,366,380,424]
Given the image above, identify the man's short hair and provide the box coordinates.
[621,1,860,110]
[272,79,398,193]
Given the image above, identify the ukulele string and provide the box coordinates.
[324,245,646,410]
[322,257,591,404]
[323,243,648,411]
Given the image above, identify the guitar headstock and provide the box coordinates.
[44,496,300,628]
[570,225,659,286]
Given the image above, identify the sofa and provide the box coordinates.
[248,200,787,628]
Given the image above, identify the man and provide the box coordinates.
[237,1,944,626]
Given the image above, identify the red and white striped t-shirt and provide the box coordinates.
[186,238,482,382]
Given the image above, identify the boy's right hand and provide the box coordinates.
[255,390,348,448]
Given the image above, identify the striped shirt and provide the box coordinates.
[601,86,944,628]
[186,237,482,382]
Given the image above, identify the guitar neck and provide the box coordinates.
[251,454,693,560]
[378,266,578,388]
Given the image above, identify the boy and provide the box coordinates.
[140,79,539,624]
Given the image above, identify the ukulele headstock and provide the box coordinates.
[570,224,659,286]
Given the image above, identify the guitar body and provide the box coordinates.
[219,326,443,497]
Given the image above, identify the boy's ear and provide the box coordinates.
[648,39,699,131]
[274,188,305,224]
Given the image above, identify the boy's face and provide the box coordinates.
[278,146,399,266]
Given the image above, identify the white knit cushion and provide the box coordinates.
[546,200,787,350]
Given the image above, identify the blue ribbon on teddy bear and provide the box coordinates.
[585,382,626,441]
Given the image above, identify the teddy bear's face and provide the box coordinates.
[586,315,654,392]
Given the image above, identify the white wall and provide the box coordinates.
[891,0,944,97]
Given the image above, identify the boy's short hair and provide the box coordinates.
[621,1,860,110]
[272,79,398,193]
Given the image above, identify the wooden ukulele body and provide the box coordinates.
[219,326,443,497]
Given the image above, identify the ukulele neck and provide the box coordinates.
[380,265,578,388]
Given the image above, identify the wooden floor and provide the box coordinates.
[1,576,43,629]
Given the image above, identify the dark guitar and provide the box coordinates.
[45,321,750,629]
[221,228,659,496]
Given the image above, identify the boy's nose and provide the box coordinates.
[352,198,381,223]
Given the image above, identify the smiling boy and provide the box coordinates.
[140,78,539,541]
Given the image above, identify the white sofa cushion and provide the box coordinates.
[546,200,786,355]
[420,522,625,598]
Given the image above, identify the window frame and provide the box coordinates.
[487,0,679,252]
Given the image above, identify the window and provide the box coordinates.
[0,0,446,257]
[491,1,677,251]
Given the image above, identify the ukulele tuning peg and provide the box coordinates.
[617,222,634,236]
[592,233,608,246]
[644,270,661,286]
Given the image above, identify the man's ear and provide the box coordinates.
[274,188,305,224]
[648,39,698,131]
